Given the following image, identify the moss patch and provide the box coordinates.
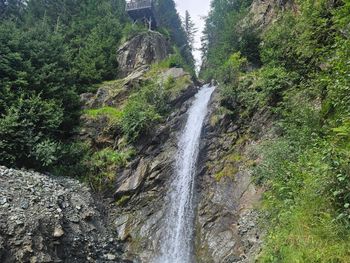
[214,152,243,182]
[116,195,131,206]
[85,106,122,123]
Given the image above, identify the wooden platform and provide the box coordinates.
[126,0,158,29]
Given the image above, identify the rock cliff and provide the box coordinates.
[248,0,297,30]
[117,31,171,78]
[194,92,274,262]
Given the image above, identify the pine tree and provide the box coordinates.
[0,0,24,20]
[154,0,194,68]
[183,10,197,51]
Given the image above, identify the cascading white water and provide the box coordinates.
[155,84,215,263]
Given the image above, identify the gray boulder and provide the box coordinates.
[117,31,171,77]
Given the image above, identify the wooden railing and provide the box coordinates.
[126,0,152,11]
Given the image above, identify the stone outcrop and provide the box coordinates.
[0,166,128,263]
[193,91,273,262]
[248,0,298,30]
[117,31,171,77]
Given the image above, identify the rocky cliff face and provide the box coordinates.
[194,92,274,263]
[248,0,297,29]
[103,2,281,261]
[111,96,194,262]
[78,31,200,262]
[117,31,171,78]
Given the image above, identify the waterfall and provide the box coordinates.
[155,84,215,263]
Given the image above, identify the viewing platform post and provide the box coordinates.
[126,0,158,30]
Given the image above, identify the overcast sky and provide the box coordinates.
[174,0,211,69]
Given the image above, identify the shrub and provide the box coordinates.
[219,52,247,85]
[88,148,134,191]
[255,66,298,107]
[122,23,148,40]
[121,99,162,141]
[120,81,169,141]
[328,121,350,224]
[51,142,91,178]
[85,106,122,124]
[0,95,63,169]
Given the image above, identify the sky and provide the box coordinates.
[174,0,211,69]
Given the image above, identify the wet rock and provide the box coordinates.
[193,90,266,263]
[104,84,195,262]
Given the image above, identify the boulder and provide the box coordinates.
[160,67,189,81]
[115,158,149,196]
[117,31,171,77]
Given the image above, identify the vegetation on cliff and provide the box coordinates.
[0,0,194,181]
[201,0,350,261]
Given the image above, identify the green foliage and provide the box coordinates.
[121,82,166,141]
[183,11,197,51]
[328,121,350,223]
[121,100,162,141]
[0,95,63,169]
[164,75,192,96]
[255,120,350,262]
[87,147,134,192]
[33,140,61,168]
[216,52,247,112]
[253,1,350,260]
[154,0,195,68]
[219,65,298,118]
[262,0,336,74]
[70,20,122,84]
[122,23,148,41]
[220,52,247,84]
[0,0,128,172]
[200,0,259,80]
[150,47,195,77]
[51,142,91,178]
[252,94,350,261]
[260,12,299,69]
[85,106,122,124]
